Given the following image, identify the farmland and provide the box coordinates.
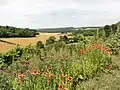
[0,33,72,52]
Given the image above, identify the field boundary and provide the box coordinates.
[0,39,21,46]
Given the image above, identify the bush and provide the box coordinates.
[46,36,56,45]
[59,35,69,44]
[36,41,44,49]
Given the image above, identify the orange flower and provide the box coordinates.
[48,79,51,84]
[18,73,26,84]
[58,84,63,90]
[31,69,40,76]
[80,50,84,55]
[68,76,73,82]
[49,74,54,78]
[64,88,68,90]
[61,74,66,78]
[48,66,52,69]
[106,51,112,55]
[100,44,105,51]
[105,48,112,55]
[18,73,26,79]
[108,65,113,69]
[26,70,30,74]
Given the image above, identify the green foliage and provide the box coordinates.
[0,72,13,90]
[73,29,97,36]
[104,25,111,37]
[111,24,117,34]
[106,33,120,55]
[46,36,56,45]
[0,25,38,37]
[59,35,69,44]
[0,46,23,68]
[36,41,44,49]
[22,44,35,60]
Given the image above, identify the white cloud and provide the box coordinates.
[0,0,120,28]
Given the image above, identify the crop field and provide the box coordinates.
[0,42,15,52]
[0,33,71,52]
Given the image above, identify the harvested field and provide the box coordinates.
[0,33,72,52]
[0,42,15,52]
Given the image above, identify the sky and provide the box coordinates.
[0,0,120,28]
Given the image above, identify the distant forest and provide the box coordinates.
[38,27,102,33]
[38,27,75,33]
[0,26,38,37]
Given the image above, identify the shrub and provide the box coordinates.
[46,36,56,45]
[36,41,44,49]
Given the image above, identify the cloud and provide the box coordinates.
[0,0,120,28]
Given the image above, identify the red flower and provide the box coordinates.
[106,51,112,55]
[26,70,30,74]
[105,48,112,55]
[18,73,26,84]
[48,66,52,69]
[61,74,66,78]
[18,73,26,79]
[100,44,105,51]
[64,88,68,90]
[58,84,63,90]
[68,76,73,82]
[108,65,113,69]
[31,69,40,76]
[49,74,54,78]
[80,50,84,55]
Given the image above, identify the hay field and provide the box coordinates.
[0,33,71,52]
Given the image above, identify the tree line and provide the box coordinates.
[73,22,119,37]
[0,25,39,37]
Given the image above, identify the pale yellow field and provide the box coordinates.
[0,33,71,52]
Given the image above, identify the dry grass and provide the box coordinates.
[0,32,72,52]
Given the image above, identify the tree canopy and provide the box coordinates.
[0,25,38,37]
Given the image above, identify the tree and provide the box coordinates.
[98,28,105,37]
[0,25,38,37]
[104,25,111,37]
[111,24,117,34]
